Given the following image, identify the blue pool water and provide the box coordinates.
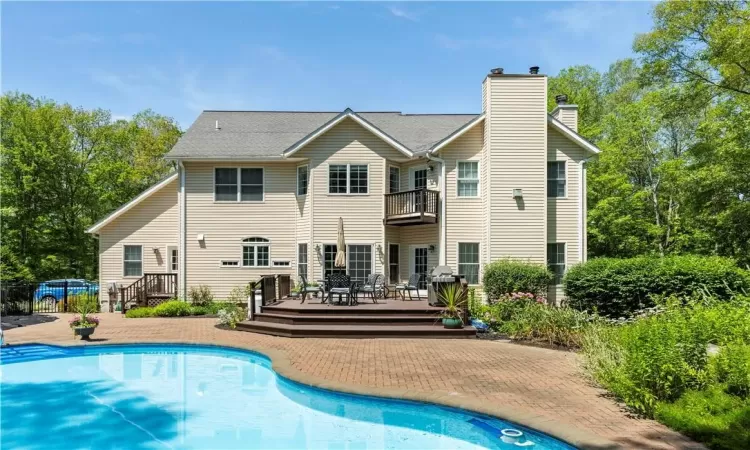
[0,344,575,449]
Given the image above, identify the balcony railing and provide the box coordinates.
[384,189,439,226]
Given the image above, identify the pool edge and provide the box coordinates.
[2,341,618,450]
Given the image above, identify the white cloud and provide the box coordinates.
[543,2,620,35]
[387,6,418,22]
[47,32,102,45]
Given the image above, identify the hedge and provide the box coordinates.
[482,259,553,302]
[564,255,750,317]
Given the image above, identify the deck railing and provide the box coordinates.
[119,273,177,313]
[384,189,439,222]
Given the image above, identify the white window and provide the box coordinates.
[298,243,308,279]
[457,161,479,197]
[547,162,566,198]
[547,243,566,284]
[323,244,345,279]
[328,164,368,194]
[221,260,239,267]
[123,245,143,277]
[389,166,400,193]
[170,248,178,272]
[273,261,291,267]
[348,244,372,284]
[458,243,480,284]
[297,165,308,196]
[242,237,270,267]
[214,168,264,202]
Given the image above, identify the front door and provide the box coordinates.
[411,246,428,290]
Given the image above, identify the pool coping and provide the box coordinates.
[3,340,618,450]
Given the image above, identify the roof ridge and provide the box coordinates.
[202,110,403,114]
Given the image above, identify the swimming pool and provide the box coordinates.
[0,344,576,449]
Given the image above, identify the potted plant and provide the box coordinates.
[438,283,466,329]
[69,295,100,340]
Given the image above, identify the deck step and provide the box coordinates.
[262,303,440,316]
[254,312,438,326]
[235,321,476,339]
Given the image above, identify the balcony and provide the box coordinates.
[384,189,439,226]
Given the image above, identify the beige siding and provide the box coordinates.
[98,179,178,287]
[184,162,295,299]
[484,75,548,263]
[296,118,403,280]
[547,127,585,303]
[441,123,484,283]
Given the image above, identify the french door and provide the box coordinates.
[411,246,428,290]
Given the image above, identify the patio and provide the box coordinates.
[2,313,702,449]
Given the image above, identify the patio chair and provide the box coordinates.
[298,275,323,304]
[326,273,355,306]
[395,273,422,301]
[356,273,382,304]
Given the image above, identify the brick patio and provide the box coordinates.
[3,313,702,449]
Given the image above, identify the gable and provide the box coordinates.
[293,117,408,162]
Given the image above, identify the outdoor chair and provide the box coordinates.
[395,273,422,301]
[326,273,355,306]
[356,273,382,304]
[298,275,323,304]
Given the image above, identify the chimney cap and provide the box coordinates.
[555,94,568,105]
[490,67,504,75]
[529,66,540,74]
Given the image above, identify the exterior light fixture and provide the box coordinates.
[513,189,523,198]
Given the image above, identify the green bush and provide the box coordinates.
[189,306,209,316]
[227,285,252,304]
[188,285,213,307]
[217,302,246,329]
[581,299,750,416]
[711,343,750,398]
[564,255,750,317]
[482,259,553,302]
[125,307,155,318]
[655,386,750,450]
[153,300,192,317]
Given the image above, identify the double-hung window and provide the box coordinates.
[328,164,368,194]
[123,245,143,277]
[297,243,308,279]
[242,237,270,267]
[547,162,566,198]
[389,167,400,193]
[457,161,479,197]
[547,243,566,284]
[458,243,480,284]
[297,165,308,196]
[214,168,264,201]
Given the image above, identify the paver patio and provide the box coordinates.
[3,313,703,449]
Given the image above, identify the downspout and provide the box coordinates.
[425,152,446,266]
[179,160,187,300]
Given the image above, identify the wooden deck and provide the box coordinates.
[237,297,477,339]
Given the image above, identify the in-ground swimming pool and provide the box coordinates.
[0,344,575,449]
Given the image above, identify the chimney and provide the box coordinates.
[529,66,540,75]
[551,94,578,132]
[215,120,221,130]
[490,68,504,75]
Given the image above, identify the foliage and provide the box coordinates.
[474,297,595,348]
[564,255,750,317]
[217,303,246,329]
[437,283,466,320]
[226,285,252,305]
[482,259,552,303]
[0,93,180,281]
[188,285,214,307]
[62,292,101,314]
[153,300,192,317]
[189,306,209,316]
[580,299,750,416]
[125,307,155,318]
[655,386,750,450]
[711,343,750,398]
[69,315,99,329]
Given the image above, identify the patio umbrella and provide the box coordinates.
[335,217,346,268]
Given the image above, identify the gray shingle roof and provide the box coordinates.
[166,111,479,159]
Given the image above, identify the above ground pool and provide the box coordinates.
[0,344,575,449]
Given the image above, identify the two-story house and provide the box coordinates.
[88,67,601,306]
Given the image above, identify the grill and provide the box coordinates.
[428,265,464,306]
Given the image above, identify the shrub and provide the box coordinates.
[188,285,213,307]
[58,292,100,313]
[217,303,246,329]
[125,307,155,318]
[711,343,750,398]
[153,300,192,317]
[655,386,750,450]
[564,255,750,318]
[227,285,252,304]
[482,259,553,303]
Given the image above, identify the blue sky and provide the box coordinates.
[2,2,655,129]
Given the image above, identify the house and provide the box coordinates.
[87,67,601,307]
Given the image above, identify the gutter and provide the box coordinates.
[425,153,447,266]
[179,160,187,299]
